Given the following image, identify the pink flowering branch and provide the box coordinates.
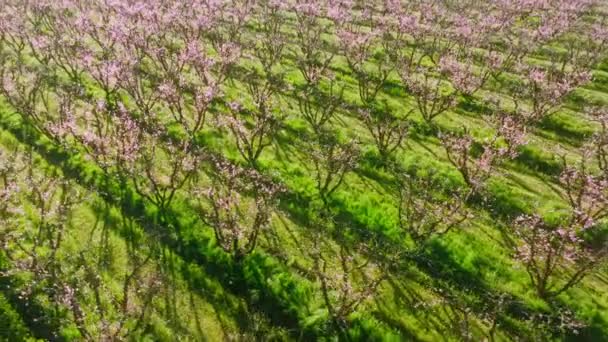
[438,53,500,98]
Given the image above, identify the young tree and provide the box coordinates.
[510,214,607,300]
[222,98,284,169]
[509,152,608,300]
[512,65,592,124]
[550,11,608,73]
[0,60,68,142]
[559,155,608,231]
[337,10,393,108]
[400,67,458,125]
[0,160,89,338]
[395,171,472,245]
[0,147,25,231]
[251,0,289,82]
[129,130,201,222]
[588,106,608,176]
[296,76,344,134]
[489,0,593,72]
[310,133,359,206]
[335,10,410,160]
[69,102,201,222]
[308,234,388,334]
[440,114,527,191]
[292,1,336,87]
[358,105,410,160]
[438,53,498,98]
[72,227,163,340]
[1,151,164,339]
[196,159,282,261]
[292,1,345,134]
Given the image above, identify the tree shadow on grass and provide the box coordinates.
[536,114,592,148]
[511,146,563,177]
[502,172,546,197]
[418,239,608,340]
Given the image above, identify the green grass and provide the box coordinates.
[2,8,608,341]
